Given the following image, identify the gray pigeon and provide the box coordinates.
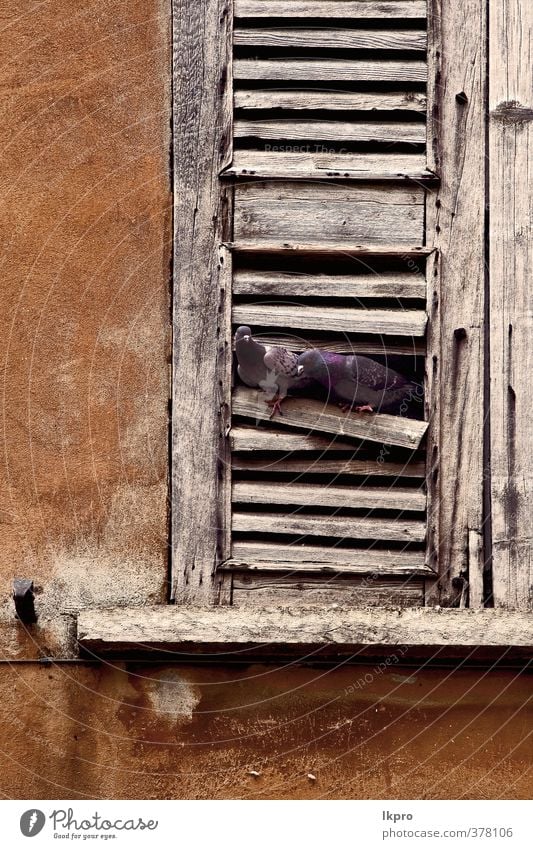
[234,325,271,388]
[234,326,311,416]
[297,349,418,414]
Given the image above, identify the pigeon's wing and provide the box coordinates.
[264,346,299,378]
[347,355,409,391]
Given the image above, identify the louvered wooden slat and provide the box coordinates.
[225,151,430,180]
[247,333,425,356]
[234,1,427,19]
[233,304,427,336]
[223,560,429,575]
[234,181,425,245]
[234,89,427,112]
[231,540,428,570]
[234,27,426,51]
[233,511,426,541]
[234,59,427,82]
[235,119,426,144]
[230,426,357,452]
[231,574,424,606]
[233,270,426,298]
[233,481,426,511]
[233,387,428,449]
[232,454,426,477]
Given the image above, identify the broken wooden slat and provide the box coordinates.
[231,574,424,606]
[489,0,533,610]
[78,608,533,655]
[234,270,426,299]
[234,119,426,144]
[230,425,357,452]
[233,304,427,336]
[233,386,428,449]
[225,150,430,180]
[234,89,427,112]
[231,540,429,572]
[234,59,427,83]
[234,28,427,51]
[234,181,425,246]
[232,454,426,478]
[244,333,425,356]
[232,481,426,511]
[234,1,427,18]
[233,511,426,542]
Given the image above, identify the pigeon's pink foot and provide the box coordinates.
[266,396,284,418]
[355,404,374,413]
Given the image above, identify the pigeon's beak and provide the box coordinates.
[243,335,251,342]
[297,365,304,376]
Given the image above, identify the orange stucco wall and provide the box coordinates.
[0,1,530,801]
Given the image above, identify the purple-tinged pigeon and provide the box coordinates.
[296,349,418,415]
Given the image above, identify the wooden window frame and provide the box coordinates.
[77,0,533,656]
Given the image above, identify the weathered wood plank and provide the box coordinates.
[233,386,428,449]
[172,0,233,604]
[234,181,425,246]
[233,304,427,335]
[424,0,487,606]
[233,481,426,511]
[234,27,427,51]
[489,0,533,610]
[230,425,357,451]
[235,119,426,144]
[233,511,426,541]
[234,59,427,82]
[234,89,427,112]
[232,454,426,477]
[234,1,427,20]
[225,150,430,179]
[230,242,433,256]
[230,540,429,572]
[243,333,426,356]
[232,574,424,606]
[78,608,533,655]
[233,270,426,299]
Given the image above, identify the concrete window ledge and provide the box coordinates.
[77,607,533,663]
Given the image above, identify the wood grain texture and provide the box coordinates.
[229,242,433,255]
[234,181,425,246]
[489,0,533,610]
[172,0,233,603]
[234,1,427,19]
[232,511,426,541]
[78,608,533,654]
[233,303,427,335]
[230,425,357,451]
[233,270,426,299]
[231,574,424,606]
[424,0,487,606]
[235,333,425,356]
[234,89,427,112]
[234,27,426,51]
[225,150,429,179]
[232,481,426,511]
[233,386,428,449]
[232,454,426,477]
[231,540,429,570]
[234,59,427,83]
[234,119,426,144]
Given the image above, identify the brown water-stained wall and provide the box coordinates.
[0,1,531,803]
[0,663,531,800]
[0,1,171,657]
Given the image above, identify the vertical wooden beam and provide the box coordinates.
[489,0,533,610]
[426,0,487,606]
[172,0,233,603]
